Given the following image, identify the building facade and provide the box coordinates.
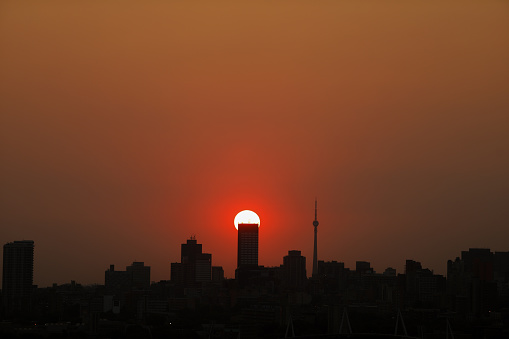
[237,223,259,268]
[2,240,35,316]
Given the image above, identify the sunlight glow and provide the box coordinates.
[234,210,260,230]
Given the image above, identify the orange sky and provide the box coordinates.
[1,1,508,287]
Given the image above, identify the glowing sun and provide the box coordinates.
[234,210,260,230]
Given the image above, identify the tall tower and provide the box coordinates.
[237,224,259,268]
[2,240,34,315]
[312,199,319,278]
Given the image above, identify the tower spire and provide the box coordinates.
[312,199,319,278]
[314,198,317,221]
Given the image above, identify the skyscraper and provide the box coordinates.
[282,250,307,291]
[2,240,34,315]
[171,237,211,287]
[237,223,259,268]
[312,199,319,278]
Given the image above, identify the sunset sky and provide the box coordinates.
[1,1,508,287]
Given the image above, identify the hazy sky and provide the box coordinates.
[1,1,508,287]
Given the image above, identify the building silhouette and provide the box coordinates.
[356,261,374,274]
[447,248,505,316]
[237,223,259,268]
[171,237,212,287]
[404,259,446,309]
[127,262,151,290]
[212,266,225,282]
[3,236,509,338]
[235,222,261,285]
[105,262,151,293]
[2,240,34,316]
[104,262,151,315]
[282,250,307,291]
[105,265,130,294]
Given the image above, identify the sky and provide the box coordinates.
[1,1,508,287]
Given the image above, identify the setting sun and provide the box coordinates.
[234,210,260,230]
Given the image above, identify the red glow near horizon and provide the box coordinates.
[0,1,508,286]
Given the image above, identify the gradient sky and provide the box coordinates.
[1,1,508,287]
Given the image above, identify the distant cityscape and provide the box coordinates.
[1,208,508,338]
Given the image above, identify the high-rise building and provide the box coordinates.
[105,261,151,293]
[212,266,225,282]
[127,262,151,290]
[404,260,446,309]
[105,264,130,293]
[312,199,319,278]
[356,261,374,274]
[171,237,211,287]
[317,260,349,294]
[195,255,212,282]
[447,248,504,316]
[405,259,422,274]
[2,240,34,315]
[237,223,259,268]
[104,262,151,315]
[282,250,307,291]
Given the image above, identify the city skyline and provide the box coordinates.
[2,232,507,288]
[1,1,509,287]
[3,236,506,337]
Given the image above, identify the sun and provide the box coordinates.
[234,210,260,230]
